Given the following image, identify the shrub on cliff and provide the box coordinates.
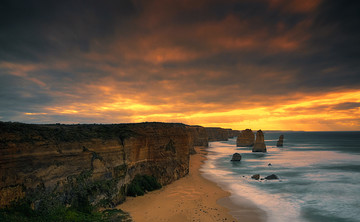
[127,175,162,197]
[0,201,131,222]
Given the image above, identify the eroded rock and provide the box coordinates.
[251,174,260,180]
[236,129,255,147]
[276,135,284,147]
[252,130,267,152]
[265,174,279,180]
[231,153,242,161]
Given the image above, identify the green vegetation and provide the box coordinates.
[126,175,162,197]
[0,199,131,222]
[0,169,130,221]
[0,121,139,143]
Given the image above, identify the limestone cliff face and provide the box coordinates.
[0,122,191,208]
[226,129,240,138]
[276,135,284,147]
[236,129,255,147]
[205,127,237,142]
[187,126,208,146]
[252,130,267,152]
[122,123,191,185]
[187,126,208,154]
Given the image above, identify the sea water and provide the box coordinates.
[201,132,360,222]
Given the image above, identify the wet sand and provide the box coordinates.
[117,147,265,222]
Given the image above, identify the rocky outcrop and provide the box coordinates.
[251,174,260,180]
[0,122,192,208]
[265,174,279,180]
[230,153,242,161]
[252,130,267,152]
[276,135,284,147]
[236,129,255,147]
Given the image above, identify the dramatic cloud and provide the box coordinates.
[0,0,359,130]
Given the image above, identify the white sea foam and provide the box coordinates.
[201,133,360,222]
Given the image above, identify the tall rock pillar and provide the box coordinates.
[252,130,267,152]
[276,135,284,147]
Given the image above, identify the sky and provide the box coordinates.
[0,0,360,131]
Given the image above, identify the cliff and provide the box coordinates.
[187,126,209,154]
[252,130,267,152]
[0,122,192,208]
[226,129,240,138]
[205,127,238,142]
[236,129,255,147]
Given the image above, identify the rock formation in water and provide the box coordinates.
[231,153,242,161]
[236,129,255,147]
[276,135,284,147]
[264,174,279,180]
[251,174,260,180]
[252,130,267,152]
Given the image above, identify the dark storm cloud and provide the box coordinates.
[0,0,359,127]
[0,0,136,62]
[0,73,52,119]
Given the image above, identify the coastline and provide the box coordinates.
[117,146,265,222]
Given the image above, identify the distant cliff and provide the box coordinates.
[205,127,239,142]
[187,126,209,154]
[226,129,240,138]
[0,122,236,209]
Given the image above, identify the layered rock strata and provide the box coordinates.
[236,129,255,147]
[0,122,237,208]
[205,127,238,142]
[252,130,267,152]
[0,122,192,208]
[187,126,209,154]
[276,135,284,147]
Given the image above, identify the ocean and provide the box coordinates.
[201,131,360,222]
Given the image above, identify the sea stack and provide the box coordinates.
[252,130,266,152]
[276,135,284,147]
[236,129,255,147]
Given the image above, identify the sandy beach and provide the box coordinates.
[117,147,265,222]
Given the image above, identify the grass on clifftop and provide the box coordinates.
[0,199,131,222]
[127,175,162,197]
